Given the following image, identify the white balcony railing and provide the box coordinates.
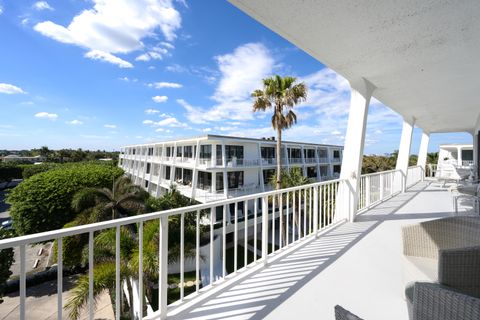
[357,169,404,212]
[406,165,424,188]
[305,158,317,164]
[289,158,303,164]
[0,179,345,320]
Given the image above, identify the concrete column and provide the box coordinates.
[212,143,217,167]
[191,140,201,199]
[396,118,415,192]
[417,131,430,171]
[257,143,265,191]
[457,146,462,166]
[221,142,228,197]
[338,78,375,222]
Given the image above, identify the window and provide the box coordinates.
[318,149,328,159]
[197,171,212,190]
[216,145,222,164]
[227,171,244,189]
[146,163,151,174]
[148,147,154,156]
[144,180,149,188]
[333,165,341,173]
[216,173,224,191]
[132,149,136,155]
[183,169,193,185]
[320,166,329,177]
[263,169,275,185]
[333,150,341,158]
[288,148,301,159]
[225,145,244,159]
[200,145,212,159]
[261,147,275,159]
[165,166,171,180]
[166,147,171,157]
[175,168,182,181]
[462,150,473,161]
[304,149,316,159]
[307,166,317,178]
[176,146,182,157]
[184,146,193,158]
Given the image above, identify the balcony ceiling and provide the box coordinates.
[229,0,480,133]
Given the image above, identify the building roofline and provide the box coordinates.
[120,134,343,149]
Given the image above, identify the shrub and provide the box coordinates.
[22,163,60,179]
[7,164,124,235]
[0,163,23,183]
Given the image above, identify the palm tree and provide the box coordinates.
[252,75,307,190]
[65,176,148,319]
[71,175,149,222]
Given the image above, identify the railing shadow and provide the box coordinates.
[170,181,452,319]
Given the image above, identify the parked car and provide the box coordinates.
[0,218,12,230]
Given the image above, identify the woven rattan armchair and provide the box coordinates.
[406,282,480,320]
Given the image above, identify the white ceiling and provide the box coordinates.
[229,0,480,133]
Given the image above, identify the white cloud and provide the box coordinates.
[118,76,137,82]
[181,42,275,123]
[34,0,182,67]
[135,46,169,61]
[143,115,188,128]
[85,50,133,68]
[148,81,182,89]
[0,83,26,94]
[35,112,58,120]
[145,108,160,114]
[33,1,54,11]
[104,124,117,128]
[152,95,168,103]
[67,119,83,125]
[0,5,3,15]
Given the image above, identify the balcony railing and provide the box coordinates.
[0,179,346,320]
[289,157,303,164]
[406,165,423,188]
[357,169,403,211]
[305,158,317,164]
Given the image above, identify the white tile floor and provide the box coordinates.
[169,181,462,320]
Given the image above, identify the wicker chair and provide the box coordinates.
[401,216,480,291]
[406,282,480,320]
[334,305,364,320]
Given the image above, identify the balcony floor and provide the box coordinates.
[168,180,467,320]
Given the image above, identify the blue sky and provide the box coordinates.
[0,0,472,153]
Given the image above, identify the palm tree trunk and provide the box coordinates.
[276,128,282,190]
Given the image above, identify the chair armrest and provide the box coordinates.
[402,224,439,259]
[334,305,364,320]
[439,246,480,298]
[412,282,480,320]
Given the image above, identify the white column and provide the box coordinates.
[222,142,228,198]
[457,146,462,166]
[417,131,430,171]
[396,118,415,192]
[191,140,201,199]
[257,143,265,191]
[338,78,375,222]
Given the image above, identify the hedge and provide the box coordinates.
[7,164,124,235]
[0,163,23,183]
[21,163,60,179]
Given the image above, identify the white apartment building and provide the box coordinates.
[119,134,343,203]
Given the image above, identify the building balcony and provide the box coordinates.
[2,167,467,320]
[304,158,317,164]
[289,157,303,164]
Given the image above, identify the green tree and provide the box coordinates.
[252,75,307,190]
[7,164,124,235]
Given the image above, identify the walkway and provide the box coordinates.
[169,181,455,320]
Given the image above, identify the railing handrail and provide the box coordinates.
[0,178,344,250]
[360,168,402,178]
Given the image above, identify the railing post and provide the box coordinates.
[379,173,384,200]
[365,175,371,208]
[159,216,169,319]
[313,186,319,236]
[261,195,268,266]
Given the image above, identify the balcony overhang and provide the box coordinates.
[228,0,480,133]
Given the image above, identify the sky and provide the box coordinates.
[0,0,472,154]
